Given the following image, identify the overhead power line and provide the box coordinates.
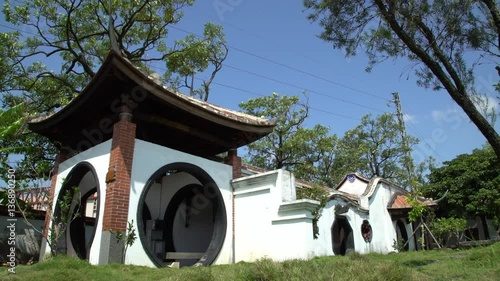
[1,15,376,121]
[169,25,390,102]
[149,64,362,121]
[1,19,386,113]
[223,63,385,113]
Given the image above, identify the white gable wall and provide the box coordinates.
[363,182,397,253]
[316,180,404,256]
[337,178,369,196]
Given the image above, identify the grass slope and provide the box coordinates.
[1,243,499,281]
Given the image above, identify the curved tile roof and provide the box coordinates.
[28,50,275,157]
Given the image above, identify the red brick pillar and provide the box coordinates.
[224,148,241,260]
[224,148,242,179]
[100,108,136,264]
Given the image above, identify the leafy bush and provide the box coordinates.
[430,217,467,247]
[296,185,329,239]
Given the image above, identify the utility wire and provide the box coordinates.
[223,63,385,113]
[404,111,446,162]
[204,78,361,121]
[149,64,362,121]
[1,20,386,113]
[1,19,366,121]
[169,25,390,102]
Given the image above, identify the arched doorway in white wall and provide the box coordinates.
[331,215,354,255]
[54,162,100,260]
[138,162,227,267]
[395,219,409,251]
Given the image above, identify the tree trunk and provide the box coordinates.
[448,89,500,160]
[374,0,500,160]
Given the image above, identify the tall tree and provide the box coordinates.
[0,0,226,178]
[333,113,420,188]
[166,23,228,101]
[239,93,335,179]
[304,0,500,159]
[424,145,500,228]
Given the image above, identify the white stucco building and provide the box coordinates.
[28,50,432,268]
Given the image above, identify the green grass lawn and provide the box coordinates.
[1,243,499,281]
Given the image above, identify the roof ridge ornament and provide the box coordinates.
[108,0,121,55]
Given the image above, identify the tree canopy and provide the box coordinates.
[0,0,227,179]
[423,145,500,227]
[239,93,427,189]
[304,0,500,159]
[333,113,420,188]
[238,93,335,176]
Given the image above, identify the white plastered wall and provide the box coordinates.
[358,182,396,253]
[318,199,368,255]
[232,170,319,262]
[337,178,369,196]
[43,140,111,264]
[317,181,404,255]
[126,139,233,267]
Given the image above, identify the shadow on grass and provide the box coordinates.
[402,259,437,268]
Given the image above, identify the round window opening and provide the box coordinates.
[138,163,227,268]
[361,219,372,243]
[53,162,100,260]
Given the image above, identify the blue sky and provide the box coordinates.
[1,0,499,168]
[170,1,499,166]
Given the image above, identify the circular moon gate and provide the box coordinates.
[54,162,100,260]
[138,162,227,267]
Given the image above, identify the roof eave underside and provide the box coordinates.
[28,51,275,155]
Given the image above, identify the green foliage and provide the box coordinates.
[166,23,227,101]
[0,103,33,178]
[110,220,137,264]
[3,243,500,280]
[423,145,500,227]
[239,93,335,181]
[240,94,429,190]
[407,192,427,223]
[392,237,406,252]
[430,217,467,246]
[304,0,500,159]
[333,113,426,188]
[0,0,226,181]
[296,185,329,239]
[50,185,81,256]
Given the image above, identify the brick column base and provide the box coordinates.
[99,231,125,264]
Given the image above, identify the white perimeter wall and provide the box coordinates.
[43,138,416,265]
[317,182,407,255]
[232,170,320,262]
[126,139,233,267]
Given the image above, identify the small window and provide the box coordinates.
[361,219,372,243]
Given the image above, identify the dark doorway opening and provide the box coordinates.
[331,215,354,255]
[54,162,100,260]
[395,220,409,251]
